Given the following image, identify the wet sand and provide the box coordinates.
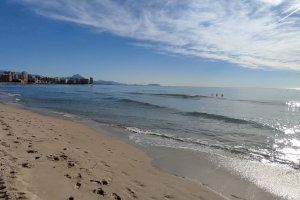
[147,147,280,200]
[0,103,224,200]
[83,123,280,200]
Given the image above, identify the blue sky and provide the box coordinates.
[0,0,300,88]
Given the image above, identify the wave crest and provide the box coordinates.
[126,127,300,169]
[118,98,166,109]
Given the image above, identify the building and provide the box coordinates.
[12,72,21,82]
[60,78,68,84]
[0,71,13,82]
[79,78,89,84]
[21,71,28,84]
[67,79,76,84]
[28,74,37,84]
[0,70,94,85]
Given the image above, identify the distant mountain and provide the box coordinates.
[147,84,161,86]
[71,74,85,79]
[94,80,126,85]
[94,80,162,86]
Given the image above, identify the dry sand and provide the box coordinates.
[0,103,225,200]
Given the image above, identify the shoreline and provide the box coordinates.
[0,101,287,200]
[85,123,281,200]
[78,110,285,200]
[0,103,225,200]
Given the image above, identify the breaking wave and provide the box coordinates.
[119,99,275,130]
[126,127,300,170]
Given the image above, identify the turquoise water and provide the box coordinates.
[1,84,299,199]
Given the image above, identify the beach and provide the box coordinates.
[0,85,299,200]
[1,0,300,198]
[0,103,224,200]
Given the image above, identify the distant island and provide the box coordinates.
[93,80,126,85]
[147,84,161,86]
[94,81,161,87]
[0,71,93,85]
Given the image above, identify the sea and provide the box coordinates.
[0,84,299,200]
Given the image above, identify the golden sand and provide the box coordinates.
[0,104,224,200]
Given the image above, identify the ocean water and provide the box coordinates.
[0,84,299,199]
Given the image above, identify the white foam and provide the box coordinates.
[7,93,21,97]
[50,110,76,119]
[218,157,300,200]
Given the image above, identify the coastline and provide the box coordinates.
[0,87,296,200]
[85,121,283,200]
[0,103,224,200]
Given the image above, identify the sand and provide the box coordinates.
[0,103,224,200]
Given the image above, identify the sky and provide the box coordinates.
[0,0,300,88]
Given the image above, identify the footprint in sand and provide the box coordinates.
[134,180,146,188]
[64,174,72,179]
[16,192,27,200]
[0,175,8,199]
[67,161,75,168]
[92,188,105,196]
[59,153,68,160]
[90,180,101,185]
[26,150,37,154]
[112,193,122,200]
[102,179,108,185]
[100,161,110,167]
[21,162,31,168]
[164,194,174,199]
[77,173,82,179]
[1,142,10,148]
[47,155,60,161]
[90,178,108,187]
[76,182,81,189]
[126,188,137,199]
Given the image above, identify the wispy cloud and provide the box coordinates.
[280,6,300,22]
[15,0,300,70]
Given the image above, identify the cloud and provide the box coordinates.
[15,0,300,70]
